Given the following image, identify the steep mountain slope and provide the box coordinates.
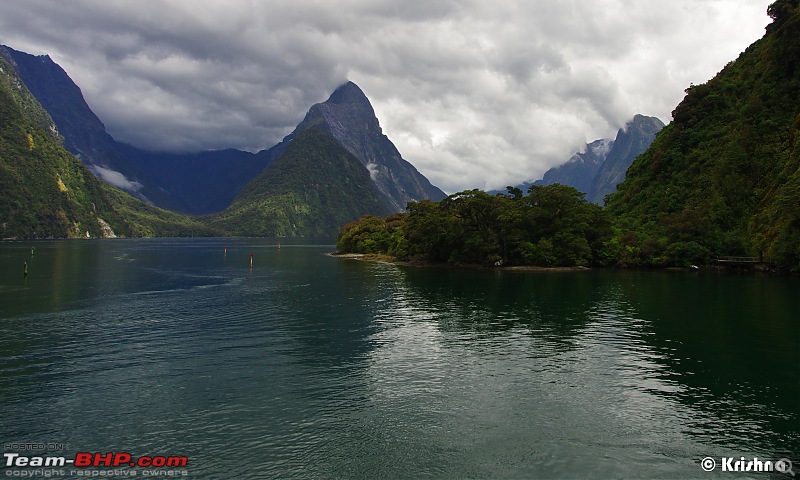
[534,138,613,194]
[0,46,154,198]
[1,45,272,214]
[207,129,392,237]
[606,0,800,269]
[586,115,665,203]
[113,144,273,214]
[0,55,127,239]
[0,56,216,238]
[268,81,446,211]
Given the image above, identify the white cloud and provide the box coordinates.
[0,0,772,192]
[89,165,143,192]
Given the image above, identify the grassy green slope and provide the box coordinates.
[102,185,220,237]
[606,0,800,269]
[207,128,392,237]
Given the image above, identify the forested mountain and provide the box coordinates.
[207,129,392,237]
[0,45,150,199]
[0,54,125,239]
[606,0,800,269]
[269,81,446,211]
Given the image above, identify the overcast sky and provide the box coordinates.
[1,0,772,193]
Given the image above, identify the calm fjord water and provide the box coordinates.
[1,239,797,479]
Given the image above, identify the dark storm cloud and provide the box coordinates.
[0,0,771,192]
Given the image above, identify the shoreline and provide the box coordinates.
[328,252,591,271]
[329,252,794,275]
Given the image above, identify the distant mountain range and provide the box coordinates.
[582,115,665,203]
[536,138,613,197]
[4,0,800,269]
[1,46,444,220]
[0,45,446,237]
[495,115,665,203]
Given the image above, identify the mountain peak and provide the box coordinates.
[0,45,56,69]
[586,114,664,203]
[626,114,665,132]
[303,80,379,137]
[212,128,392,237]
[520,114,663,202]
[326,81,368,105]
[280,81,445,211]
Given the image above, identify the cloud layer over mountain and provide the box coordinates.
[0,0,771,192]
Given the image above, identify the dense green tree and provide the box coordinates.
[338,184,612,267]
[336,213,408,256]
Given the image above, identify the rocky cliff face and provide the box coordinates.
[501,114,663,203]
[276,81,446,211]
[535,138,613,194]
[586,114,665,203]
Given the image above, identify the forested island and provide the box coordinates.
[337,186,614,268]
[334,183,790,271]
